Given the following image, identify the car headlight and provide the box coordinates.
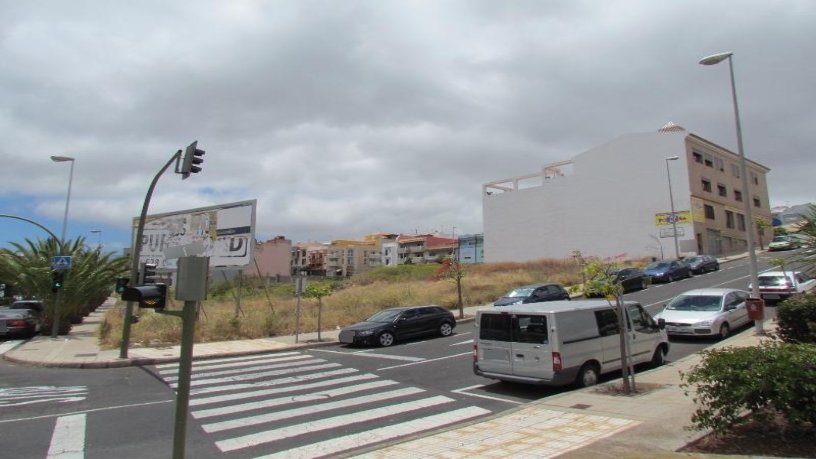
[356,330,374,336]
[693,320,713,327]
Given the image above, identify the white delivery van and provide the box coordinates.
[473,300,669,387]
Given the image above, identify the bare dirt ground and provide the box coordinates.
[680,413,815,458]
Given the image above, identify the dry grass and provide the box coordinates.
[99,259,588,349]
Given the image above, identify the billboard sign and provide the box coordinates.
[133,200,256,270]
[654,210,691,226]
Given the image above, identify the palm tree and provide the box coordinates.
[0,237,128,333]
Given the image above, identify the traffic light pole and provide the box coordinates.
[169,299,196,459]
[120,150,182,359]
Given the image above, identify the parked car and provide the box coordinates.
[768,235,800,251]
[653,288,751,339]
[338,305,455,347]
[748,271,816,303]
[685,255,720,274]
[0,300,44,338]
[642,260,692,283]
[493,283,570,306]
[584,268,647,297]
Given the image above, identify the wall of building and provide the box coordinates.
[483,131,694,262]
[245,236,292,281]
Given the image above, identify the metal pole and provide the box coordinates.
[51,157,74,338]
[726,57,763,334]
[665,158,680,259]
[172,300,197,459]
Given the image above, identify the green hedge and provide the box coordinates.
[775,293,816,343]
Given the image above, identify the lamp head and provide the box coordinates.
[699,52,733,66]
[666,156,680,161]
[50,155,75,162]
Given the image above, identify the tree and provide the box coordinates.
[579,258,636,393]
[755,218,773,250]
[433,257,466,318]
[790,204,816,276]
[0,237,128,332]
[304,282,332,341]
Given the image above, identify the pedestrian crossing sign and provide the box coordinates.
[52,256,72,271]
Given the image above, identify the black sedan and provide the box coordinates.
[685,255,720,274]
[643,259,692,283]
[339,305,456,347]
[584,268,647,297]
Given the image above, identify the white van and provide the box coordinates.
[473,300,669,387]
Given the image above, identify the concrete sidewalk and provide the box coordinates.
[2,297,774,458]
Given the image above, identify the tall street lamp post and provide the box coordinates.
[699,51,763,334]
[665,156,681,259]
[50,155,75,338]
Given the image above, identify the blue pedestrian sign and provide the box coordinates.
[52,256,72,271]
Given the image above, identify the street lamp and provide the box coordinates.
[50,155,75,338]
[90,229,102,249]
[699,51,762,334]
[665,156,680,259]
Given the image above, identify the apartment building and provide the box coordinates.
[325,234,399,277]
[483,123,772,262]
[242,236,292,281]
[397,234,458,264]
[291,241,327,276]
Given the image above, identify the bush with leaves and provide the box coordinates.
[682,341,816,433]
[775,293,816,343]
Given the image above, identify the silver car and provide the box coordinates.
[653,288,751,339]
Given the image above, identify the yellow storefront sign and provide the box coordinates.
[655,210,692,226]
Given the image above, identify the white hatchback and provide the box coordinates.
[653,288,751,339]
[749,271,816,302]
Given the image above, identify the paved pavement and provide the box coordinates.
[2,253,775,458]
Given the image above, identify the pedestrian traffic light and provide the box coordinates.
[121,283,167,310]
[140,263,158,284]
[180,140,205,180]
[51,271,64,293]
[115,277,130,294]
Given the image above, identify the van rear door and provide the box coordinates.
[507,314,553,380]
[476,312,513,375]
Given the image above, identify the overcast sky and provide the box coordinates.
[1,1,814,255]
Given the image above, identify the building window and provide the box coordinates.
[715,157,724,172]
[737,213,746,231]
[753,196,761,208]
[702,179,712,192]
[751,172,759,185]
[725,210,735,229]
[734,190,743,202]
[731,163,740,178]
[718,184,727,197]
[704,205,716,220]
[704,154,714,167]
[692,152,703,163]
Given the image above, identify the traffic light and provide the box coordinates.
[140,263,158,284]
[180,140,205,180]
[115,277,130,294]
[51,271,65,293]
[121,284,167,310]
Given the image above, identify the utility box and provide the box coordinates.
[746,298,765,321]
[176,256,209,301]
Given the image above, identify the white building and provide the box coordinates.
[482,124,771,262]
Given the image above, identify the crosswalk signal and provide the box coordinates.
[140,263,158,285]
[180,140,205,180]
[115,277,130,294]
[51,271,64,293]
[121,284,167,310]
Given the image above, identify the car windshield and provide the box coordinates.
[686,257,702,264]
[366,309,403,322]
[772,236,790,242]
[666,295,722,311]
[505,287,535,298]
[758,276,791,287]
[645,262,670,270]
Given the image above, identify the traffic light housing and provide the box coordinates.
[121,284,167,310]
[51,271,65,293]
[115,277,130,294]
[140,263,158,284]
[180,140,205,179]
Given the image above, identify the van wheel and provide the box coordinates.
[378,331,395,347]
[651,347,666,367]
[575,363,600,388]
[439,322,453,337]
[718,323,730,340]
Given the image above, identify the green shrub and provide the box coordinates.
[775,293,816,343]
[681,341,816,433]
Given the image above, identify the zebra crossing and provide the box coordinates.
[154,351,491,458]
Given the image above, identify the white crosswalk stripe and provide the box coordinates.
[153,351,492,457]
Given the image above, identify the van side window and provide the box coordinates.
[594,309,619,336]
[627,305,652,332]
[479,314,512,342]
[514,315,548,344]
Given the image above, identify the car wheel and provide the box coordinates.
[439,322,453,337]
[575,362,600,388]
[378,331,395,347]
[667,274,673,283]
[718,323,730,340]
[651,347,666,368]
[640,280,647,290]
